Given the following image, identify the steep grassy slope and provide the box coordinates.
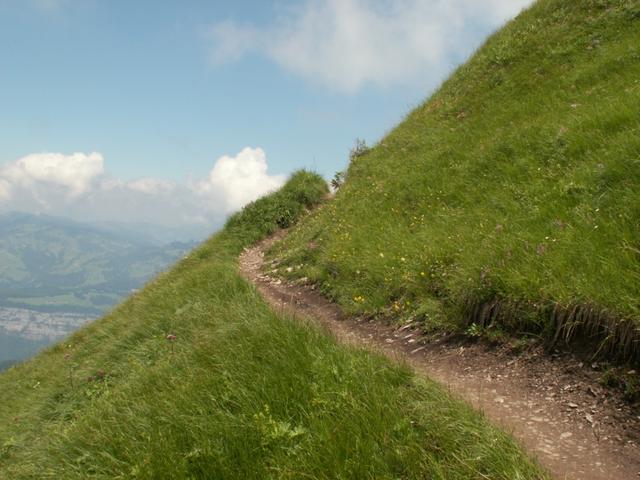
[0,172,545,479]
[272,0,640,359]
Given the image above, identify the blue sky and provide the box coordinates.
[0,0,532,232]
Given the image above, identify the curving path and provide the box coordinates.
[240,231,640,480]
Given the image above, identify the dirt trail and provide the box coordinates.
[240,231,640,480]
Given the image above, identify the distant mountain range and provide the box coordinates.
[88,219,213,246]
[0,212,203,368]
[0,212,200,314]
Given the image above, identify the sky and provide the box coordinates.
[0,0,533,237]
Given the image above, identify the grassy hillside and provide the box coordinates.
[271,0,640,360]
[0,172,545,479]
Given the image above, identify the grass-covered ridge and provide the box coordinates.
[272,0,640,360]
[0,171,545,479]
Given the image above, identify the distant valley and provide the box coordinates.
[0,212,202,368]
[0,307,92,365]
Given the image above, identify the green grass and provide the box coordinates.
[271,0,640,360]
[0,171,545,479]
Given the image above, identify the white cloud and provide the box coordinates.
[1,152,104,198]
[206,0,534,93]
[195,147,286,213]
[483,0,533,21]
[0,147,287,228]
[127,177,176,195]
[0,179,10,202]
[207,20,259,63]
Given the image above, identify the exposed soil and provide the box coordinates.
[239,231,640,480]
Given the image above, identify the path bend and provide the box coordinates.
[239,231,640,480]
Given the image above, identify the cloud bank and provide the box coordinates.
[1,152,104,198]
[206,0,534,93]
[195,147,286,213]
[0,147,286,228]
